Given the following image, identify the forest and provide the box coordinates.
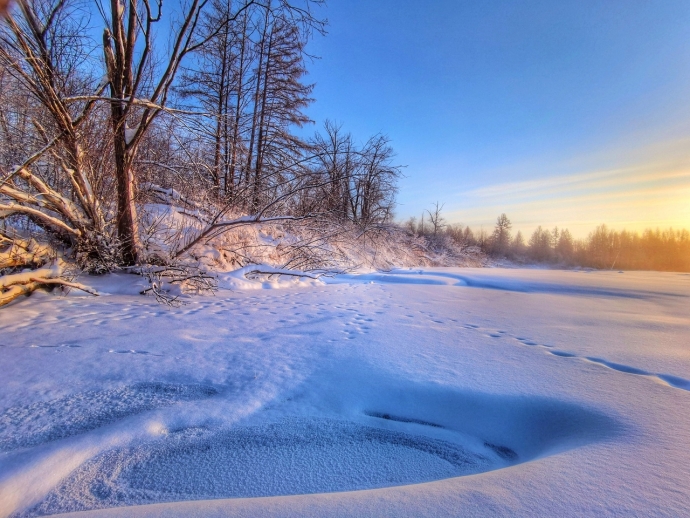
[0,0,408,305]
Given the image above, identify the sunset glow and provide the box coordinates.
[303,0,690,235]
[446,150,690,237]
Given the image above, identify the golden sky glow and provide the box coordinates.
[446,138,690,238]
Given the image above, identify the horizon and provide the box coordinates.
[301,0,690,237]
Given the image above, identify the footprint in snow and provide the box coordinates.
[108,349,162,356]
[459,323,690,394]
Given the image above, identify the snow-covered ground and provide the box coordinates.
[1,268,689,517]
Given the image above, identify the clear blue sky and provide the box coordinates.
[301,0,690,237]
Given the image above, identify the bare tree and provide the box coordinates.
[309,123,401,227]
[426,202,445,236]
[0,0,110,263]
[96,0,262,264]
[310,120,354,219]
[355,134,399,226]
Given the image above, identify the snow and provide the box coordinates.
[216,265,322,291]
[0,268,689,516]
[0,262,61,289]
[124,126,138,146]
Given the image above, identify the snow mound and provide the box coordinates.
[24,418,491,514]
[216,265,324,291]
[15,367,619,516]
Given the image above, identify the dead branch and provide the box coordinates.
[29,277,100,295]
[0,234,55,269]
[0,280,44,307]
[0,203,81,236]
[129,263,217,307]
[0,259,98,307]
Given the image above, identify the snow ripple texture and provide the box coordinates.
[18,418,494,516]
[0,383,218,452]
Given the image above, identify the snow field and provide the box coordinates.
[0,268,689,516]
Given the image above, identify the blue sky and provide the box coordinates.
[300,0,690,237]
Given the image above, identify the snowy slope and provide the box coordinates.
[0,268,689,517]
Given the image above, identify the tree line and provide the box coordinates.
[405,210,690,272]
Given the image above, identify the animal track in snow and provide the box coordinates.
[29,343,82,349]
[108,349,163,356]
[459,323,690,393]
[549,350,576,358]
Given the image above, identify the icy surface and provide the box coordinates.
[0,268,689,517]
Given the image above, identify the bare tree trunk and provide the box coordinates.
[212,13,229,191]
[111,115,140,265]
[244,4,270,208]
[102,0,138,264]
[103,15,140,265]
[252,21,275,212]
[227,10,249,199]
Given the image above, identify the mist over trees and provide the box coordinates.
[515,222,690,272]
[404,208,690,272]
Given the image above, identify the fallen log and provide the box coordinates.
[0,260,98,308]
[0,235,54,270]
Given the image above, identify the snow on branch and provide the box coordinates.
[0,235,55,270]
[0,259,99,308]
[236,265,321,280]
[27,277,99,296]
[173,213,316,259]
[142,183,201,210]
[0,203,81,236]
